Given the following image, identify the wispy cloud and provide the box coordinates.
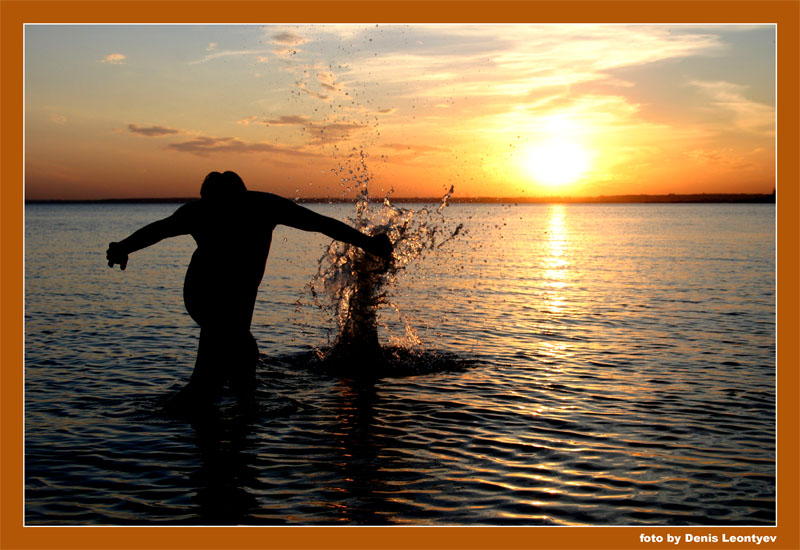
[100,53,126,64]
[167,135,318,157]
[272,31,306,45]
[690,80,775,136]
[237,115,310,126]
[316,71,339,92]
[265,115,311,125]
[272,47,301,58]
[235,115,367,145]
[189,29,307,65]
[283,69,350,102]
[298,82,330,101]
[266,30,308,60]
[340,25,723,117]
[304,122,369,145]
[189,49,270,64]
[128,124,180,137]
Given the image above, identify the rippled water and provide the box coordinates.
[24,201,776,525]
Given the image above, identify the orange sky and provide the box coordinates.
[24,24,776,200]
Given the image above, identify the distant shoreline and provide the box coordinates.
[26,193,776,205]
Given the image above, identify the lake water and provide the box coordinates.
[24,201,776,525]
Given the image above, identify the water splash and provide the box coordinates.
[307,153,463,376]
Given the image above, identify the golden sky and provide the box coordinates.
[25,24,776,200]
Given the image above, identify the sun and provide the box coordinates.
[523,140,592,187]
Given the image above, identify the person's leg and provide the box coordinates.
[187,325,258,405]
[220,290,259,404]
[228,330,259,403]
[187,326,227,401]
[181,276,259,406]
[164,327,225,412]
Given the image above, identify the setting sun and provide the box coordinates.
[523,141,592,186]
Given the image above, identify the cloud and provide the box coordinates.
[297,82,329,101]
[343,25,724,111]
[304,122,369,145]
[167,135,318,157]
[690,80,775,136]
[281,70,349,102]
[100,53,126,64]
[234,114,366,144]
[189,28,310,64]
[316,71,339,92]
[50,114,67,125]
[272,31,306,45]
[272,46,301,58]
[128,124,180,137]
[264,115,310,125]
[265,30,309,60]
[236,115,310,126]
[234,116,365,144]
[189,49,270,64]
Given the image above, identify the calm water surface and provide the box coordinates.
[25,202,776,525]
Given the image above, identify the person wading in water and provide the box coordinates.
[106,171,392,411]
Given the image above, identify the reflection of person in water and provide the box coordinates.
[106,171,392,410]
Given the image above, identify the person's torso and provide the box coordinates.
[183,193,277,289]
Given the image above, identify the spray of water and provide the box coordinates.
[253,33,468,378]
[306,152,463,375]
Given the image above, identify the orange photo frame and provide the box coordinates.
[2,2,797,549]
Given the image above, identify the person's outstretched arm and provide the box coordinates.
[106,207,190,270]
[267,194,392,260]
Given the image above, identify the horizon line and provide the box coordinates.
[25,192,776,205]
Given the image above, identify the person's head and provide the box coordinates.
[200,171,247,200]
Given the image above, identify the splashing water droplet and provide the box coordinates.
[306,153,462,375]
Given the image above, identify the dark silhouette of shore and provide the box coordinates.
[27,192,776,205]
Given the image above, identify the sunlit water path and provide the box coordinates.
[25,202,775,525]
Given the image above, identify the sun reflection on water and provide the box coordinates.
[542,205,570,314]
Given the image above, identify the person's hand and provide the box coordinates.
[368,233,393,261]
[106,242,129,271]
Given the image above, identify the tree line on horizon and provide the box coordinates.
[27,191,777,205]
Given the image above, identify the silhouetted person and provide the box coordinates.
[106,171,392,411]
